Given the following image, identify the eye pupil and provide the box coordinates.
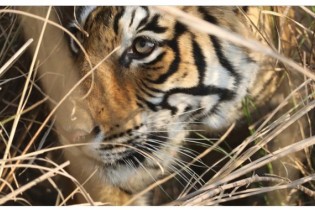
[138,40,146,47]
[133,37,155,55]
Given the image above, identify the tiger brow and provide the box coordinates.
[136,6,150,30]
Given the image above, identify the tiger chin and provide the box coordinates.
[57,6,274,205]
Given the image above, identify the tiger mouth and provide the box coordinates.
[97,133,166,167]
[60,122,168,167]
[101,149,147,167]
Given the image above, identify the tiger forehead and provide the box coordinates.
[86,6,165,33]
[81,6,175,55]
[83,6,242,33]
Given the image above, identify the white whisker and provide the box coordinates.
[145,139,207,168]
[134,158,173,201]
[136,143,205,189]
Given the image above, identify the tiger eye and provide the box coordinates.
[132,37,156,56]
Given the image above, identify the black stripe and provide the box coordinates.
[129,9,136,27]
[136,94,158,111]
[198,7,241,86]
[192,38,206,84]
[162,85,235,102]
[210,35,240,85]
[138,14,167,34]
[140,6,149,12]
[113,7,125,35]
[137,84,156,98]
[100,136,141,149]
[158,85,235,115]
[140,65,164,71]
[140,80,164,94]
[136,101,144,108]
[198,7,218,24]
[147,22,187,84]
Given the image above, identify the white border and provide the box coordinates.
[1,0,314,209]
[1,0,315,6]
[1,205,314,208]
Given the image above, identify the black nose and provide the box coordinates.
[91,126,101,136]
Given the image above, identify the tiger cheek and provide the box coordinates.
[81,64,137,132]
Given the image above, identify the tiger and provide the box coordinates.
[53,6,290,205]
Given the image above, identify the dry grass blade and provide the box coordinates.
[1,96,48,125]
[153,6,315,81]
[0,38,33,77]
[0,7,52,179]
[201,174,315,206]
[300,6,315,19]
[0,161,70,205]
[262,10,314,35]
[205,135,315,193]
[171,174,315,205]
[0,8,93,70]
[0,177,14,193]
[58,169,98,206]
[210,95,315,183]
[174,131,315,205]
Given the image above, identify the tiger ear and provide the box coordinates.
[67,22,85,55]
[67,6,97,55]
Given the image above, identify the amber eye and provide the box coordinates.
[132,37,156,56]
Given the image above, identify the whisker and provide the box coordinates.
[134,158,173,202]
[145,139,207,168]
[145,132,217,148]
[98,142,164,173]
[137,144,205,189]
[132,146,191,191]
[133,129,206,134]
[166,162,202,192]
[168,159,206,191]
[179,161,221,198]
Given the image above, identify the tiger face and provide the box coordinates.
[63,6,259,198]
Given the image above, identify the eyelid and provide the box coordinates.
[134,36,164,47]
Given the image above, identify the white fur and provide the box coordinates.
[77,6,97,27]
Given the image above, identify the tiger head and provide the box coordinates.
[62,6,259,194]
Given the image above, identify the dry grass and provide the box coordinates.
[0,6,314,206]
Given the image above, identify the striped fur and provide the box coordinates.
[62,6,273,205]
